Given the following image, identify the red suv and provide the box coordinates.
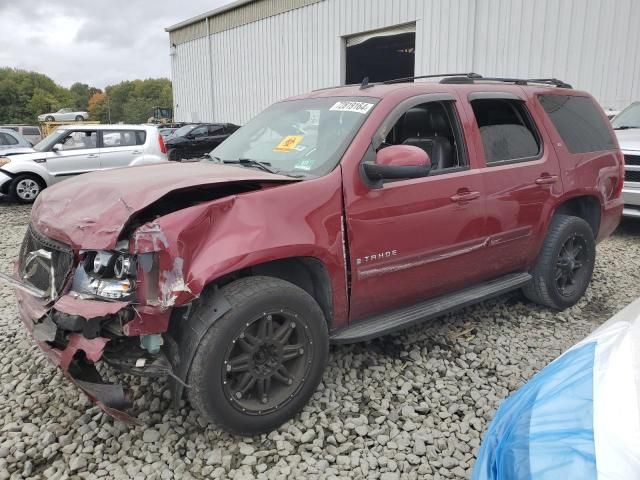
[2,74,623,435]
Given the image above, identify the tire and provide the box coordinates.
[9,174,44,203]
[75,115,84,121]
[523,214,596,310]
[45,115,54,122]
[167,149,180,161]
[187,276,329,435]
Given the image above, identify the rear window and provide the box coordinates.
[102,130,146,147]
[471,99,541,164]
[0,132,18,145]
[538,95,615,153]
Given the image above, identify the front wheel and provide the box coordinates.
[187,276,329,435]
[45,115,54,122]
[523,215,596,310]
[10,174,44,203]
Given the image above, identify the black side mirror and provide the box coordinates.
[361,145,431,188]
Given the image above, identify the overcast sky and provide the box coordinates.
[0,0,233,88]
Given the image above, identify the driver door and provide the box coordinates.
[45,129,99,179]
[344,96,489,320]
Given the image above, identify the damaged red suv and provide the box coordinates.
[2,74,623,435]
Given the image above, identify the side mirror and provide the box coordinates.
[362,145,431,188]
[51,143,63,152]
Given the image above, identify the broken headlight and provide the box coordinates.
[73,251,138,300]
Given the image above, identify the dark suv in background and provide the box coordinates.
[165,122,240,161]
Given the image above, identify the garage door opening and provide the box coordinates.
[345,25,415,84]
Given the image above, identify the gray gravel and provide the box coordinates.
[1,198,640,479]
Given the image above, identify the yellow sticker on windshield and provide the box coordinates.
[274,135,304,152]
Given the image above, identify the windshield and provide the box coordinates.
[173,125,197,137]
[33,129,68,152]
[209,97,378,177]
[612,102,640,129]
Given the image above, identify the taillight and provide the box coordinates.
[158,134,167,154]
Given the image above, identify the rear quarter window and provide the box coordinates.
[538,95,615,153]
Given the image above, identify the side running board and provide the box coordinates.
[330,272,532,344]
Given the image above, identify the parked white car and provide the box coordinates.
[0,128,34,151]
[0,124,168,202]
[612,102,640,217]
[37,108,89,122]
[0,125,42,144]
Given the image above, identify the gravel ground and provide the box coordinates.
[1,198,640,480]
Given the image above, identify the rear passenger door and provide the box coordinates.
[460,92,563,276]
[99,130,146,169]
[205,125,228,152]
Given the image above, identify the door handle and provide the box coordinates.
[450,190,481,203]
[535,174,559,185]
[131,150,142,154]
[87,154,98,158]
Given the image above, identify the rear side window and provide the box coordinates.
[102,130,146,147]
[471,99,541,164]
[23,127,40,136]
[538,95,615,153]
[0,132,18,145]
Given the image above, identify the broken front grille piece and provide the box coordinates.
[18,225,74,301]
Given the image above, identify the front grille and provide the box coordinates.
[624,170,640,183]
[624,155,640,166]
[18,225,74,296]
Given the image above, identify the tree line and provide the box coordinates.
[0,68,173,125]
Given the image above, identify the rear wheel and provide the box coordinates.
[75,115,84,121]
[167,148,180,161]
[10,174,44,203]
[523,215,596,310]
[187,276,329,435]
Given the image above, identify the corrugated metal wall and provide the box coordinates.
[170,0,640,124]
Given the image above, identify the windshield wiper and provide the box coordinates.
[613,125,640,130]
[223,158,277,174]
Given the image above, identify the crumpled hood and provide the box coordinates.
[615,129,640,153]
[31,162,295,250]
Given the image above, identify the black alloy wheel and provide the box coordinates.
[555,233,589,298]
[523,214,596,310]
[186,276,329,435]
[222,310,312,414]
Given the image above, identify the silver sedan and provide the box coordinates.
[37,108,89,122]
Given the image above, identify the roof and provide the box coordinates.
[55,124,159,131]
[165,0,322,44]
[284,78,585,104]
[165,0,256,32]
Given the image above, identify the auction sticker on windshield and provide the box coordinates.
[274,135,304,152]
[329,101,374,114]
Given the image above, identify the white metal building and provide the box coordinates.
[166,0,640,124]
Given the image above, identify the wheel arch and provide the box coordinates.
[552,194,601,237]
[203,256,334,328]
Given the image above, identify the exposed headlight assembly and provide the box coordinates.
[75,250,138,300]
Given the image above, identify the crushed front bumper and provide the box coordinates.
[3,271,172,423]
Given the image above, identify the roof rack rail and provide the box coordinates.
[440,75,572,89]
[380,72,482,85]
[313,73,572,92]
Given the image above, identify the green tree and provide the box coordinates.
[0,68,172,124]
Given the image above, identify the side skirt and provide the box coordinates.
[329,272,532,344]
